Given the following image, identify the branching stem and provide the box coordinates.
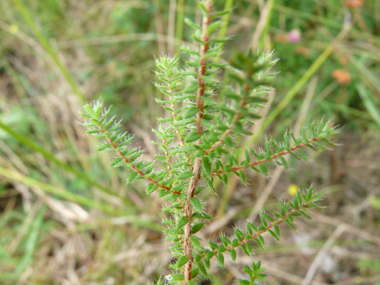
[205,91,248,155]
[199,201,314,261]
[212,136,324,175]
[167,76,192,166]
[184,1,213,282]
[163,139,174,178]
[99,126,180,195]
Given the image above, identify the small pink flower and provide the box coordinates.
[288,29,301,43]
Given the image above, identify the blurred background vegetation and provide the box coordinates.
[0,0,379,284]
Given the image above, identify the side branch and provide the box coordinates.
[201,200,315,261]
[167,79,192,166]
[163,139,174,179]
[100,126,180,195]
[212,137,324,175]
[226,202,309,250]
[205,95,248,155]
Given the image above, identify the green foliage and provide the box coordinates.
[238,260,267,285]
[1,0,380,283]
[80,1,337,284]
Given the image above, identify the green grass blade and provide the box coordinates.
[258,0,276,51]
[175,0,185,54]
[260,26,350,133]
[213,0,234,63]
[218,0,234,40]
[0,120,127,204]
[350,56,380,94]
[0,167,120,215]
[274,4,341,29]
[14,206,45,277]
[356,84,380,128]
[12,0,85,103]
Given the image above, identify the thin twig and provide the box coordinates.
[212,136,325,175]
[163,139,174,179]
[100,126,180,195]
[167,75,192,165]
[248,76,318,221]
[205,93,248,155]
[199,201,316,262]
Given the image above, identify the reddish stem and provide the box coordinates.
[198,201,314,262]
[99,126,180,195]
[212,137,323,176]
[205,95,248,155]
[183,1,213,282]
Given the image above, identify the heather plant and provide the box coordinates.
[80,1,338,284]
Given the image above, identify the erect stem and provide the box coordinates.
[195,6,212,136]
[183,1,213,282]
